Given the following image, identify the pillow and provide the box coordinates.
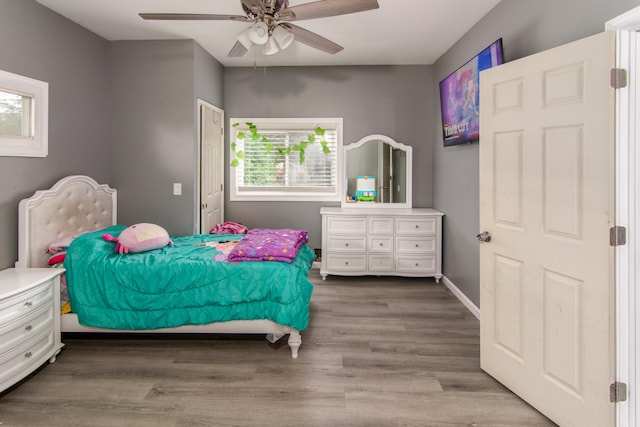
[103,223,172,254]
[47,232,87,254]
[48,252,66,266]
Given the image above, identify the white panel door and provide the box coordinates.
[479,32,616,426]
[200,102,224,234]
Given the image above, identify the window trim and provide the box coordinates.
[0,69,48,157]
[229,117,343,202]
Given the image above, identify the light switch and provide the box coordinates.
[173,183,182,196]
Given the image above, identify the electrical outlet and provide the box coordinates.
[173,183,182,196]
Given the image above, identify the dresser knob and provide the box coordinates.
[415,263,419,267]
[345,243,349,247]
[24,301,33,308]
[379,243,383,246]
[25,325,33,332]
[415,225,419,229]
[24,351,32,358]
[415,244,419,248]
[345,261,349,265]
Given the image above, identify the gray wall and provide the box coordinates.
[0,0,110,269]
[193,42,226,231]
[109,40,224,236]
[432,0,640,306]
[224,65,434,250]
[0,2,224,269]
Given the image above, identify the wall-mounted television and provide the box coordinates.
[439,38,504,146]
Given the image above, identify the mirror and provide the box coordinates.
[342,134,412,208]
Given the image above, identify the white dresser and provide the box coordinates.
[0,268,64,393]
[320,207,444,281]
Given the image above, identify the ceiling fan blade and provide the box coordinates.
[282,23,343,54]
[228,41,249,57]
[139,13,250,22]
[284,0,379,21]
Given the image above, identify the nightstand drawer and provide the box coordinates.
[395,217,437,235]
[368,235,393,253]
[326,254,367,271]
[396,255,437,273]
[326,216,366,234]
[327,236,366,252]
[0,279,54,325]
[396,237,436,254]
[0,329,56,389]
[0,302,54,356]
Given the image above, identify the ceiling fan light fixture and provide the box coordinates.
[236,27,255,50]
[272,25,294,50]
[248,21,269,45]
[263,37,280,55]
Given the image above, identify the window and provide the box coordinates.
[0,69,48,157]
[230,118,343,201]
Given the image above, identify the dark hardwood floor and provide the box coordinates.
[0,270,555,426]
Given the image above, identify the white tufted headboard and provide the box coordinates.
[16,175,117,268]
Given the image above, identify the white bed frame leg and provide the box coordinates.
[265,328,302,358]
[287,330,302,359]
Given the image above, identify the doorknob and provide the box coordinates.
[477,231,491,242]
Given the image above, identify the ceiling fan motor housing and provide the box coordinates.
[241,0,291,22]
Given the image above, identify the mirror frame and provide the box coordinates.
[342,134,412,208]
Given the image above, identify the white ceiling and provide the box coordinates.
[35,0,502,67]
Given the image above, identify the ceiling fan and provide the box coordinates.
[139,0,380,57]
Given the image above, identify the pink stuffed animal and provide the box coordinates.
[103,223,172,254]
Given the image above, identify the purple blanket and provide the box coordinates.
[227,228,309,263]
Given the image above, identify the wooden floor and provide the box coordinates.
[0,270,555,426]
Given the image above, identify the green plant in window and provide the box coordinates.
[230,122,330,167]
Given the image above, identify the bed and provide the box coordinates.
[15,175,314,358]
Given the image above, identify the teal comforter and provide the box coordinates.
[64,226,315,331]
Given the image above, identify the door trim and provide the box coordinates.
[196,98,224,234]
[606,7,640,427]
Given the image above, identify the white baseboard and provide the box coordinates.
[441,275,480,320]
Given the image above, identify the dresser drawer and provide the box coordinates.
[368,235,393,253]
[327,236,366,252]
[396,255,437,273]
[326,216,367,234]
[0,279,54,326]
[326,254,367,272]
[0,301,54,356]
[368,255,395,272]
[395,217,437,235]
[368,217,393,234]
[396,237,437,254]
[0,328,56,389]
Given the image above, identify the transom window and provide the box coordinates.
[0,69,48,157]
[230,118,343,201]
[0,91,32,137]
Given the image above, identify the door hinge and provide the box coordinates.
[611,68,628,89]
[610,382,628,403]
[610,226,627,246]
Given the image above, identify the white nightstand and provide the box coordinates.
[0,268,64,393]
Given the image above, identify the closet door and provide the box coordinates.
[200,101,224,234]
